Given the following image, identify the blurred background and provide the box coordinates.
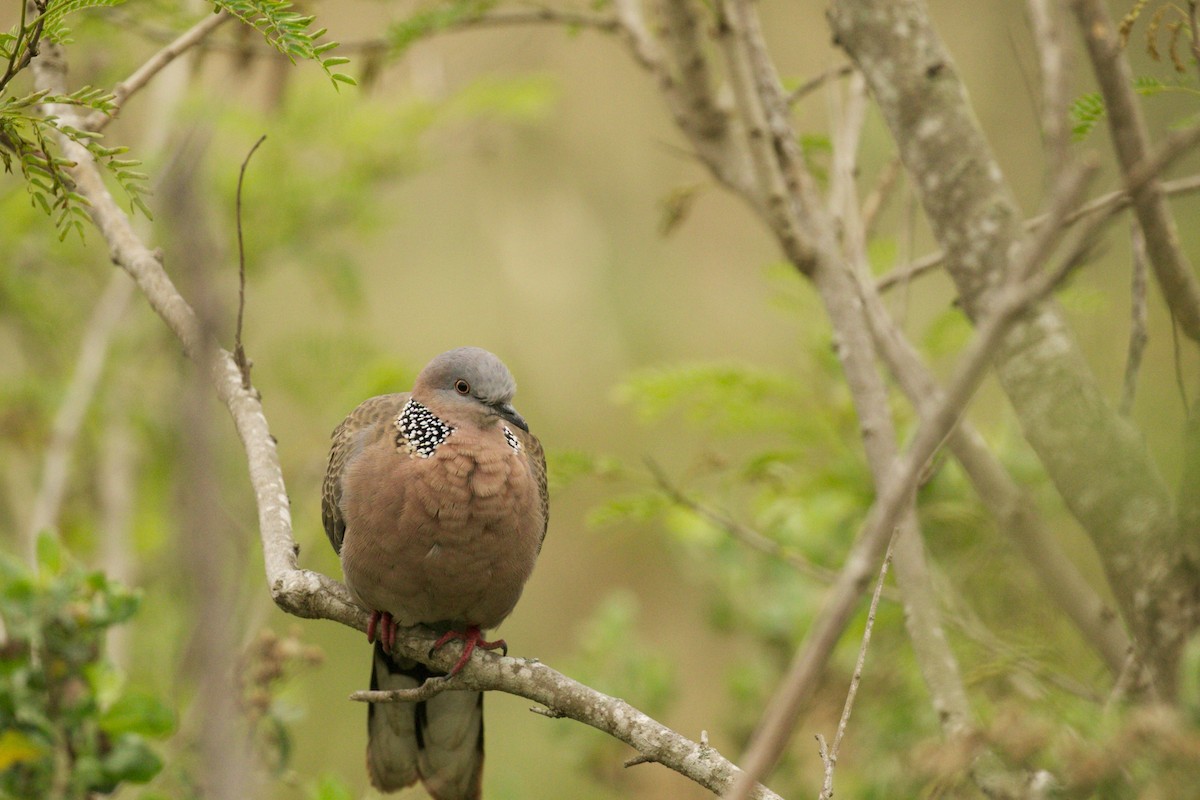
[3,1,1199,798]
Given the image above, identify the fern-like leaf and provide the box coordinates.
[40,0,129,45]
[1069,92,1106,141]
[213,0,355,88]
[2,87,151,239]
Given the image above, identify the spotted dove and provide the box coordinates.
[321,347,548,799]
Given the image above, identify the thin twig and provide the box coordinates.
[234,134,266,390]
[1120,221,1149,416]
[82,10,231,132]
[861,155,903,241]
[350,676,454,703]
[613,0,666,71]
[644,458,901,601]
[715,0,815,270]
[411,7,619,35]
[819,542,894,800]
[875,172,1200,292]
[827,70,869,265]
[728,160,1098,800]
[854,261,1133,676]
[786,63,855,105]
[1172,309,1190,411]
[1103,648,1145,715]
[1,1,47,96]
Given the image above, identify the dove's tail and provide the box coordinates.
[367,642,484,799]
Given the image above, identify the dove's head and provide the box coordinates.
[413,347,528,431]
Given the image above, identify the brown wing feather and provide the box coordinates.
[515,427,549,551]
[322,393,409,554]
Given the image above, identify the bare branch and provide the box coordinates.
[1072,0,1200,342]
[820,49,985,798]
[24,271,134,558]
[853,264,1133,676]
[645,458,903,601]
[730,160,1098,800]
[347,626,783,798]
[831,0,1195,693]
[657,0,727,140]
[1027,0,1072,169]
[861,155,903,240]
[615,0,755,195]
[875,172,1200,292]
[83,10,231,132]
[819,543,894,800]
[233,134,267,390]
[351,676,454,704]
[614,0,666,72]
[786,63,855,105]
[715,0,817,270]
[1120,221,1150,416]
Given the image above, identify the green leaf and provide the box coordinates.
[99,691,175,738]
[1070,92,1105,141]
[1134,75,1168,95]
[100,733,163,785]
[614,362,806,433]
[215,0,351,88]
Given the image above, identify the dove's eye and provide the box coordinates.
[454,379,471,395]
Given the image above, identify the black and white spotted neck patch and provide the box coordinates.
[503,426,522,453]
[395,399,454,458]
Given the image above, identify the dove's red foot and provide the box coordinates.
[367,610,399,654]
[430,625,507,677]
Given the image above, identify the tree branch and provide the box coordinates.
[24,270,134,558]
[340,628,784,798]
[853,259,1134,676]
[656,0,727,141]
[714,0,817,271]
[1071,0,1200,343]
[875,172,1200,293]
[82,10,231,133]
[614,0,756,197]
[829,0,1191,693]
[819,543,893,800]
[645,458,903,602]
[729,159,1098,800]
[1120,221,1150,416]
[786,63,855,105]
[1027,0,1072,172]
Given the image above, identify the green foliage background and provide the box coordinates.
[1,1,1200,798]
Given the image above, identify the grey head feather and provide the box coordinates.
[414,347,528,431]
